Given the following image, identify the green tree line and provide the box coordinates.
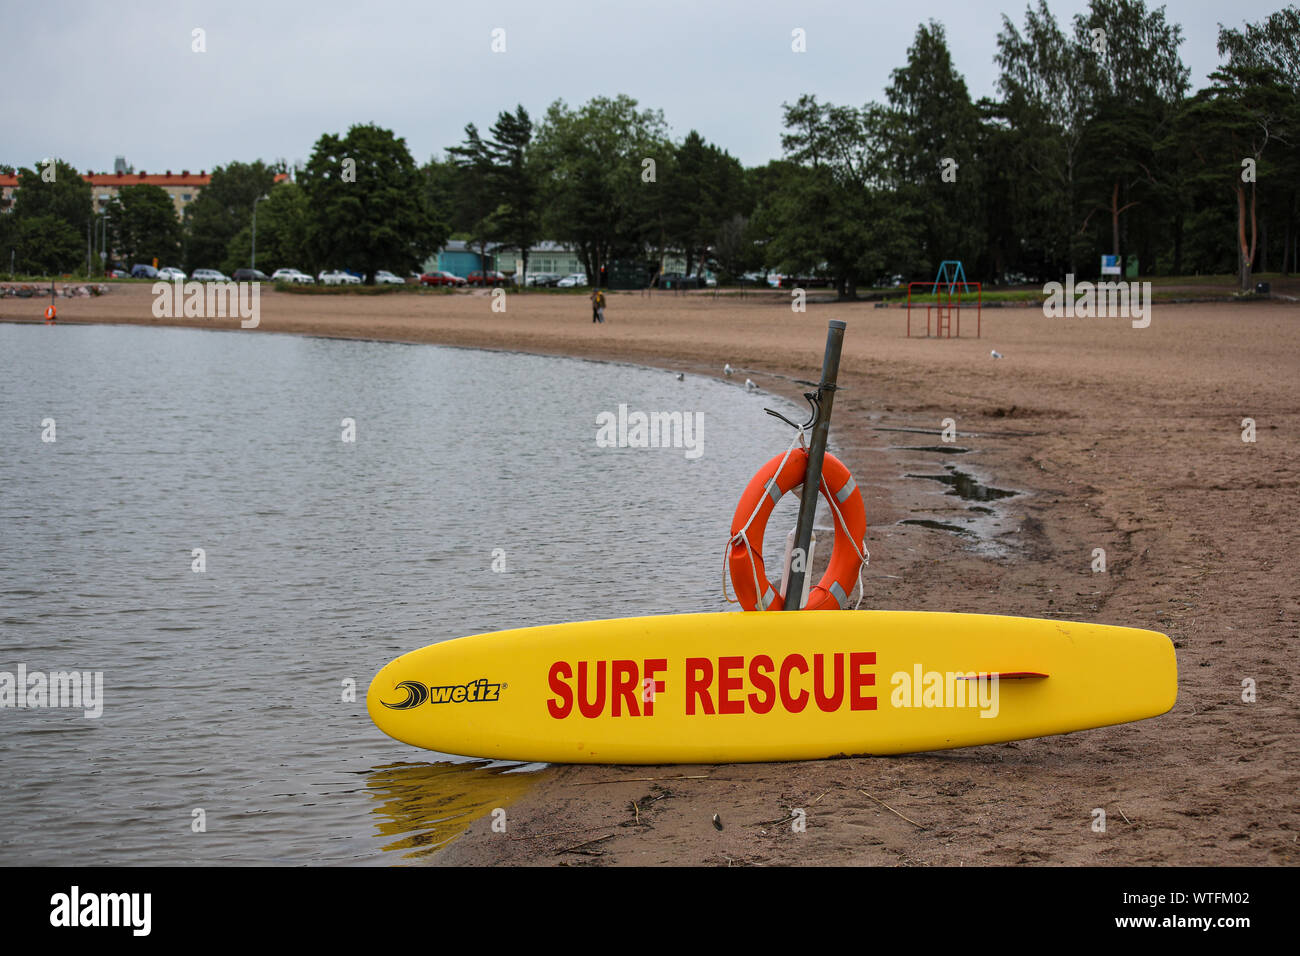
[3,2,1296,292]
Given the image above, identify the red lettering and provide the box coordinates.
[717,656,744,715]
[780,654,809,712]
[611,659,639,717]
[547,661,573,719]
[747,655,775,714]
[814,653,845,712]
[643,658,666,716]
[850,652,877,711]
[685,658,714,715]
[577,660,606,718]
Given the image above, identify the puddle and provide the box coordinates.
[898,519,974,537]
[904,465,1019,502]
[896,463,1024,559]
[892,445,970,455]
[874,425,1045,439]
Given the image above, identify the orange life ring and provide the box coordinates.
[44,304,57,322]
[728,448,866,611]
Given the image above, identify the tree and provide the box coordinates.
[884,21,986,279]
[763,98,912,298]
[183,161,279,271]
[221,181,311,276]
[994,0,1096,276]
[446,123,501,281]
[300,124,447,283]
[662,131,750,276]
[1075,0,1190,271]
[104,185,182,265]
[6,159,93,274]
[10,159,93,232]
[1216,6,1300,274]
[531,95,671,285]
[1180,62,1292,289]
[713,213,763,281]
[5,215,83,275]
[483,106,543,281]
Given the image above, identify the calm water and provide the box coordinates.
[0,323,801,864]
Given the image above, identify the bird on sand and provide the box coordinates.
[723,363,734,376]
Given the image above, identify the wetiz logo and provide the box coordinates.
[381,678,502,709]
[152,280,260,328]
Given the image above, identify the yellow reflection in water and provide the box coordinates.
[365,760,546,861]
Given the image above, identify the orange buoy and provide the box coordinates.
[728,448,866,611]
[44,304,57,324]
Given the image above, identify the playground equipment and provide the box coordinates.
[907,261,981,338]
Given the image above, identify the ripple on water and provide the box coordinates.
[0,323,803,864]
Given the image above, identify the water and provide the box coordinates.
[903,465,1020,502]
[0,323,799,864]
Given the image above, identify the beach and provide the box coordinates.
[9,283,1298,866]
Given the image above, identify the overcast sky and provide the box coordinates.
[1,0,1283,174]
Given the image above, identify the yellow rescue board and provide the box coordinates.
[367,610,1177,764]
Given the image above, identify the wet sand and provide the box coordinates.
[10,283,1298,866]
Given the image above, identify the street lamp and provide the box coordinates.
[98,214,110,275]
[251,194,269,271]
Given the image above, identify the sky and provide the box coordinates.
[0,0,1286,174]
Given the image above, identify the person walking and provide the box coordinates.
[591,287,607,324]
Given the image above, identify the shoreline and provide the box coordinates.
[8,285,1297,866]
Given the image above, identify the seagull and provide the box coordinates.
[745,378,758,390]
[991,350,1004,359]
[723,363,734,377]
[675,373,684,381]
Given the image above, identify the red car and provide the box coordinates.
[420,271,466,287]
[467,270,510,286]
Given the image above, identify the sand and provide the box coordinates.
[9,282,1298,866]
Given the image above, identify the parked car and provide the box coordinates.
[556,273,588,288]
[191,268,229,282]
[467,270,509,287]
[157,266,187,281]
[374,270,405,285]
[419,271,467,287]
[526,272,561,287]
[105,268,130,279]
[271,268,314,284]
[130,264,159,279]
[318,270,361,285]
[231,268,270,282]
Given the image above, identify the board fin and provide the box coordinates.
[954,671,1048,680]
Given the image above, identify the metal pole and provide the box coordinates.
[783,319,847,610]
